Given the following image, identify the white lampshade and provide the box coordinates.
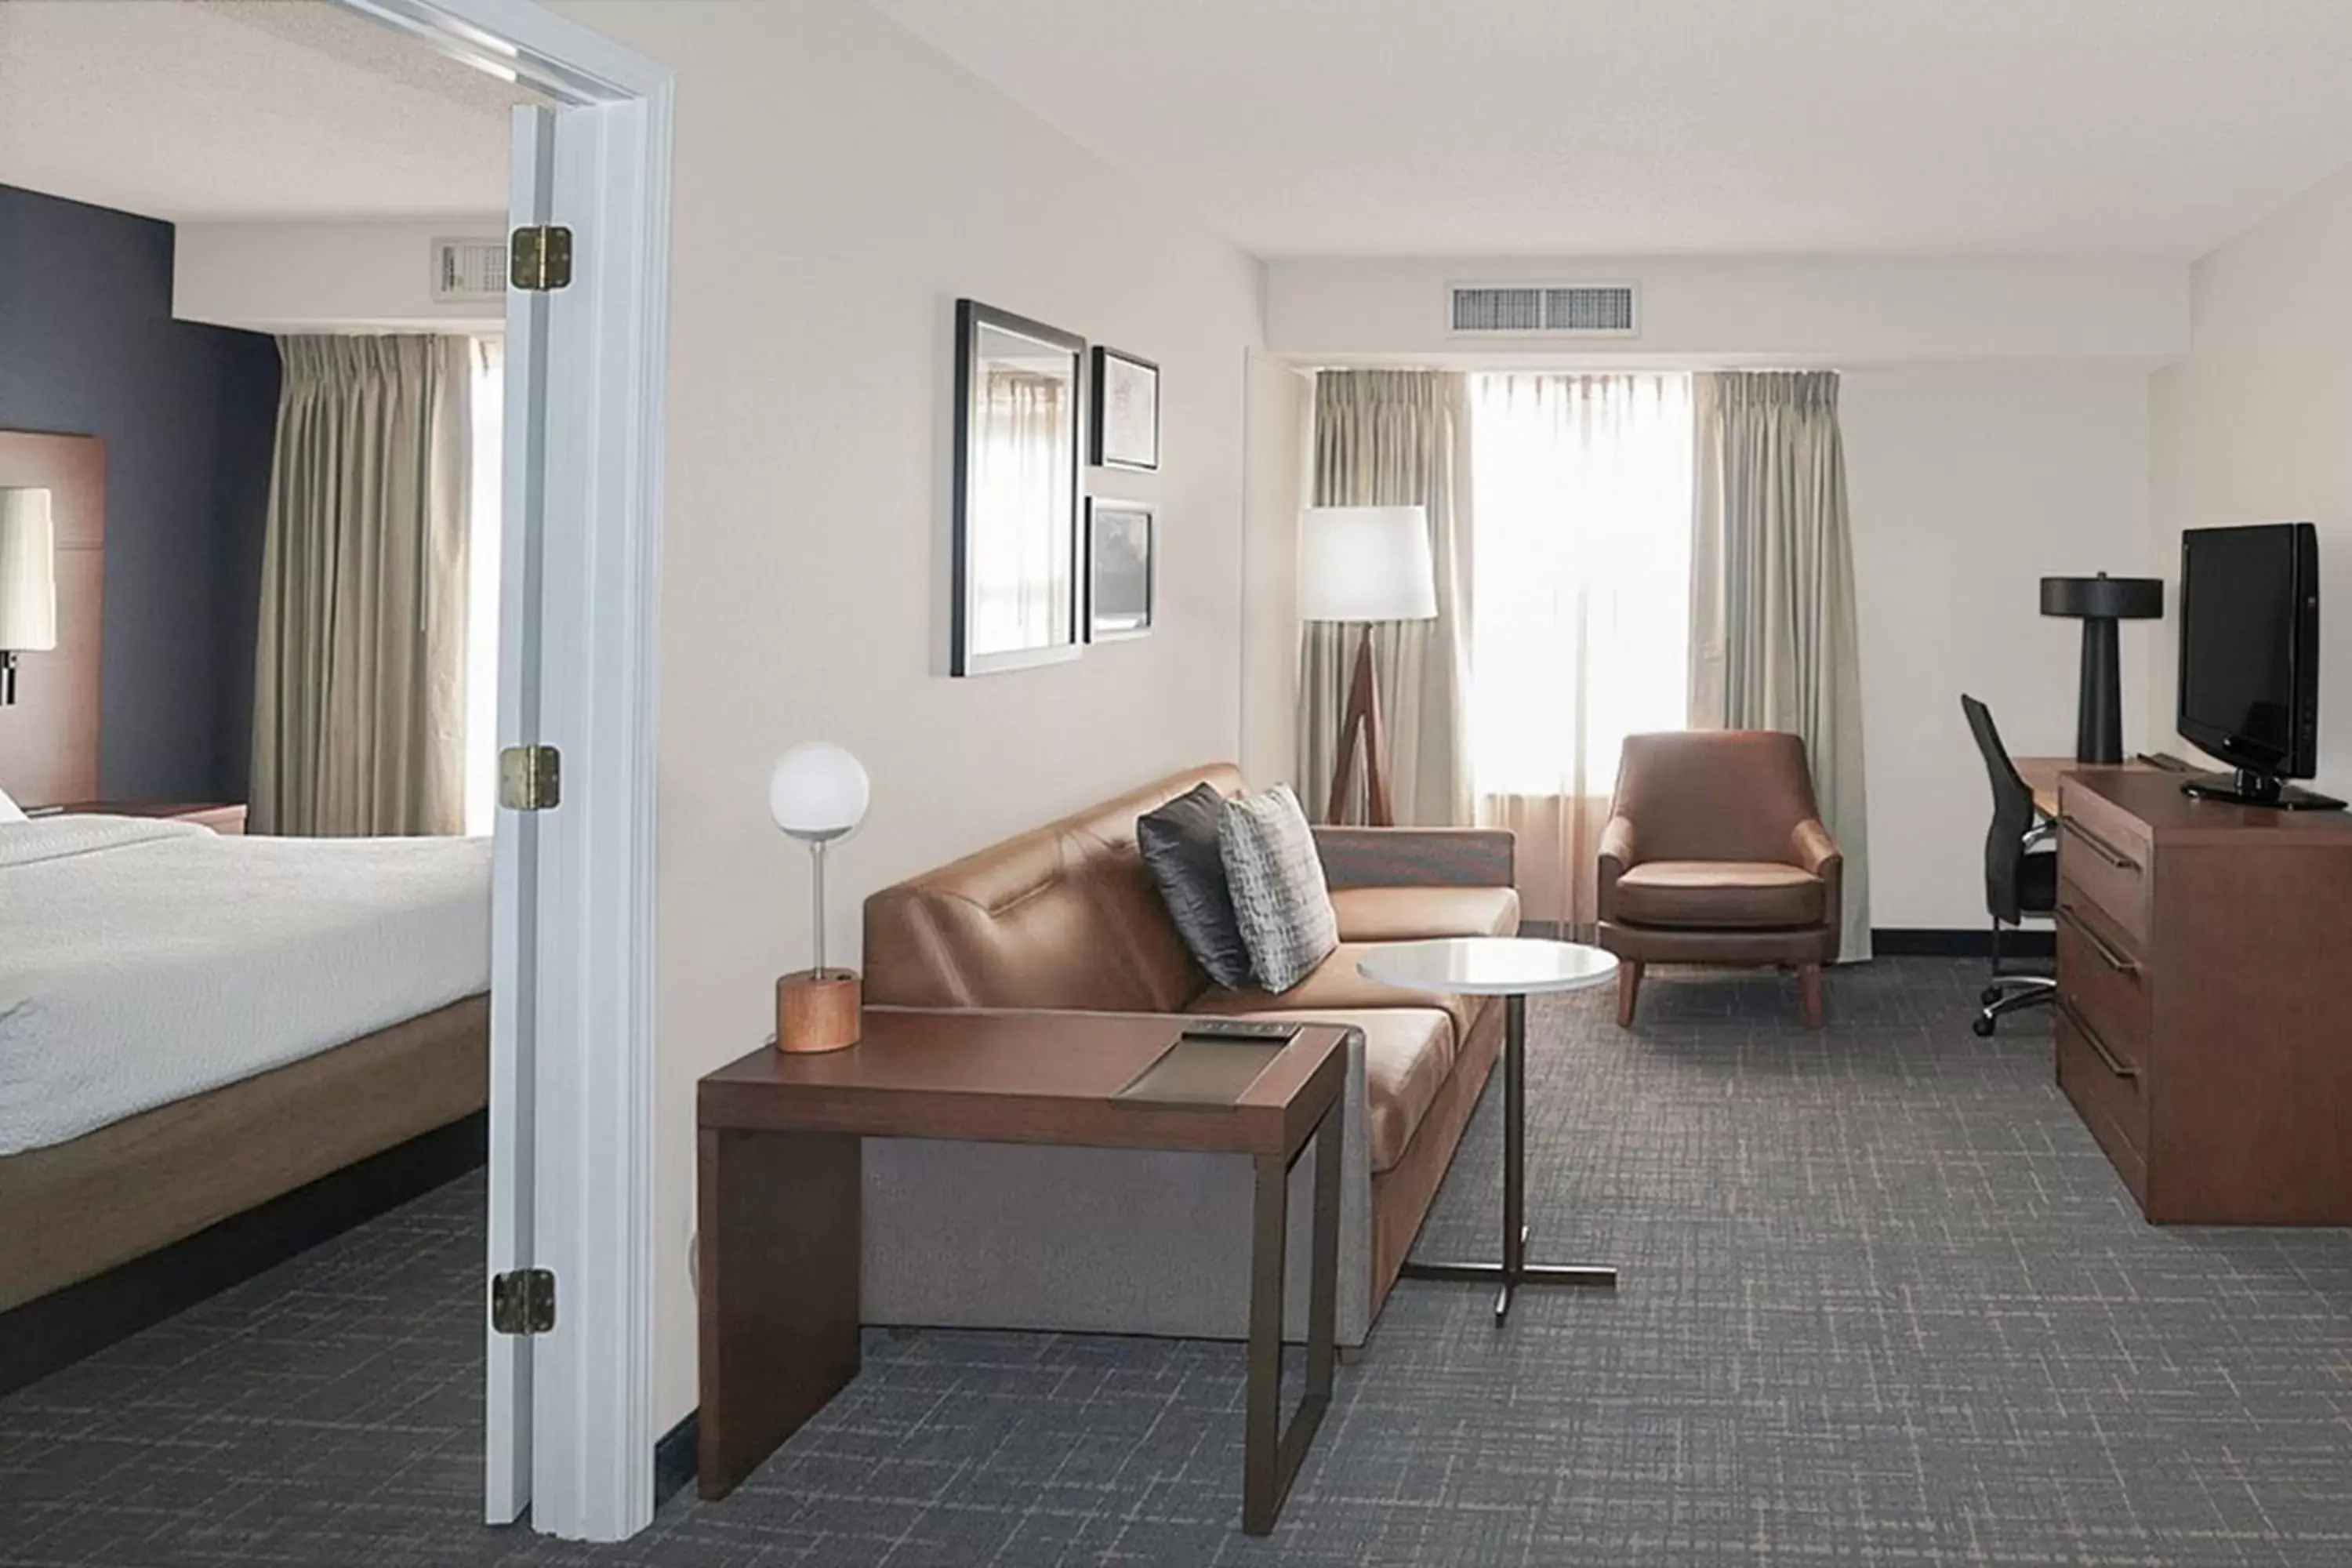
[768,742,869,840]
[1298,506,1437,623]
[0,489,58,652]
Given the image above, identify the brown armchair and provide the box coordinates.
[1597,730,1842,1028]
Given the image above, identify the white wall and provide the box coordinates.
[1239,351,1311,787]
[548,0,1266,1433]
[1844,366,2154,928]
[2148,167,2352,794]
[175,219,504,332]
[1266,256,2188,366]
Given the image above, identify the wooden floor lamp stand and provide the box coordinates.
[1324,626,1394,827]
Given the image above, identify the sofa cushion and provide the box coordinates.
[1137,783,1254,989]
[1219,785,1339,992]
[1216,1007,1456,1173]
[1612,860,1825,930]
[1189,942,1476,1047]
[1331,885,1521,943]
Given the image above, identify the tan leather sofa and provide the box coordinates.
[859,764,1518,1347]
[1596,730,1842,1027]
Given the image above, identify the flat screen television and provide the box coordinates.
[2176,522,2339,809]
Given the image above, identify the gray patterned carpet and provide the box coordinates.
[7,958,2352,1566]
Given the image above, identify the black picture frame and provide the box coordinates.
[951,299,1088,677]
[1086,498,1156,641]
[1090,346,1160,472]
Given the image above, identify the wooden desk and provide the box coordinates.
[2013,757,2155,818]
[695,1008,1353,1534]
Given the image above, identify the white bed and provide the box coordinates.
[0,815,490,1156]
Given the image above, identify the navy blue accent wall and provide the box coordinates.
[0,183,280,803]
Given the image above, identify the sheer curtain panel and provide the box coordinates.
[1690,370,1872,960]
[251,336,470,837]
[1300,371,1473,826]
[1467,373,1693,931]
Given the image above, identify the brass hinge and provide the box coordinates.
[510,225,573,291]
[490,1269,557,1335]
[499,744,562,811]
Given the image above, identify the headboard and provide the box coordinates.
[0,432,106,807]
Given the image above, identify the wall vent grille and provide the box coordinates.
[1449,282,1639,337]
[434,239,508,303]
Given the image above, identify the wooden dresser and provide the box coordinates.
[2055,771,2352,1223]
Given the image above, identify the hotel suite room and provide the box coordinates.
[6,1,2352,1565]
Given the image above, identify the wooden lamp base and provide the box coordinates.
[776,970,861,1053]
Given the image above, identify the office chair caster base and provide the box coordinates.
[1980,985,2003,1006]
[1971,1015,1997,1037]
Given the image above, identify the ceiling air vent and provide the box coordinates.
[433,238,508,303]
[1449,282,1639,338]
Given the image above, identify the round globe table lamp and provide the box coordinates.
[2040,572,2165,765]
[768,742,870,1054]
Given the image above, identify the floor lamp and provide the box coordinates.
[1300,505,1438,826]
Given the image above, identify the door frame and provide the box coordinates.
[326,0,671,1544]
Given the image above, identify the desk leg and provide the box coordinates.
[1243,1103,1341,1536]
[696,1127,861,1500]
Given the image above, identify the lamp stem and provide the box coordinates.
[810,837,829,978]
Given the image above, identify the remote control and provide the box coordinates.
[1179,1019,1301,1044]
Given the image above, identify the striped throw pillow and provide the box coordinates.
[1218,785,1338,993]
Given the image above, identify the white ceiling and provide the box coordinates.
[869,0,2352,259]
[0,0,524,222]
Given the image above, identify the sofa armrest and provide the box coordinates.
[1790,818,1843,931]
[1311,826,1515,891]
[1595,815,1638,921]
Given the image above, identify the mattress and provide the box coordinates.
[0,816,491,1156]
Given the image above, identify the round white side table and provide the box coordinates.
[1358,936,1619,1321]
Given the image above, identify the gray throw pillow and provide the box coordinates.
[1219,784,1339,993]
[1137,784,1254,990]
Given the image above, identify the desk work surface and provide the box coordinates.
[699,1007,1352,1156]
[2013,757,2154,818]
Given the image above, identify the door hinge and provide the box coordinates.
[499,745,561,811]
[510,224,573,291]
[491,1268,557,1335]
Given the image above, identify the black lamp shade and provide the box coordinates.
[2038,572,2164,766]
[2040,575,2163,621]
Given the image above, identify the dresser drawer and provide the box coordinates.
[2053,889,2149,1069]
[2057,1001,2147,1189]
[2056,790,2152,944]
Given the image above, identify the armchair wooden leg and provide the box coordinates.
[1798,963,1824,1029]
[1616,961,1643,1028]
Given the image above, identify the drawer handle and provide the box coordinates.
[2056,904,2140,977]
[2059,997,2139,1080]
[2060,815,2141,873]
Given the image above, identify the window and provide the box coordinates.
[1467,372,1693,799]
[463,337,503,837]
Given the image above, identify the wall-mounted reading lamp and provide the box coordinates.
[0,488,59,707]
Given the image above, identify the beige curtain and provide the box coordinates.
[1299,371,1473,826]
[1690,371,1871,960]
[251,336,470,837]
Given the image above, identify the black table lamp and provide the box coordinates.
[2041,572,2164,764]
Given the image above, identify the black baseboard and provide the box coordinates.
[655,1410,699,1506]
[1873,928,2054,960]
[0,1110,488,1399]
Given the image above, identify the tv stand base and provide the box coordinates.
[2181,767,2345,811]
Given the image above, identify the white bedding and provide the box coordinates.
[0,816,491,1156]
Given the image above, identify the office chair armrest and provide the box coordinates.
[2024,818,2057,850]
[1595,815,1638,920]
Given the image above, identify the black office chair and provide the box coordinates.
[1962,695,2058,1036]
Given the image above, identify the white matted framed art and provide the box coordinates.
[1090,347,1160,472]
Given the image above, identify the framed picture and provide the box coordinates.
[1086,499,1156,641]
[1090,347,1160,472]
[952,299,1087,676]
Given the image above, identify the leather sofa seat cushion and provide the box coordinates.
[1612,860,1825,930]
[1189,942,1476,1047]
[1331,885,1520,943]
[1217,1007,1457,1173]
